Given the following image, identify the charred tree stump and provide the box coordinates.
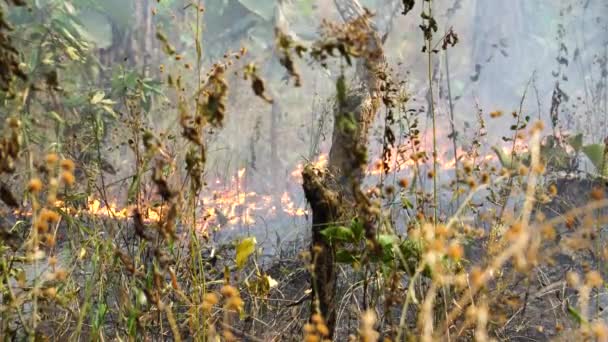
[301,0,389,337]
[302,166,342,334]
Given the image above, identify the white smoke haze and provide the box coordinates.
[194,0,608,239]
[44,0,606,240]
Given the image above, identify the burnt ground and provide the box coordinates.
[2,177,606,341]
[242,176,608,341]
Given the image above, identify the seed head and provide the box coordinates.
[28,178,43,193]
[60,159,75,172]
[585,270,603,288]
[203,292,219,305]
[220,285,238,298]
[45,153,59,166]
[311,313,323,324]
[489,110,503,118]
[226,296,243,311]
[447,242,464,261]
[548,184,558,196]
[61,171,75,186]
[591,187,604,201]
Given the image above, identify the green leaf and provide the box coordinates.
[582,144,605,174]
[378,234,398,249]
[320,226,355,243]
[350,219,364,241]
[567,304,586,324]
[399,239,424,275]
[491,146,516,169]
[401,197,413,209]
[92,303,108,329]
[47,111,65,124]
[236,237,257,269]
[377,234,399,263]
[335,250,358,263]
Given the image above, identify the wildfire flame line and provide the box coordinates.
[12,142,518,233]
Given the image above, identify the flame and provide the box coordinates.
[290,154,328,180]
[12,133,521,235]
[366,142,518,176]
[281,192,308,216]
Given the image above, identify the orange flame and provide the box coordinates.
[13,135,518,235]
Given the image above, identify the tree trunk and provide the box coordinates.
[302,0,388,337]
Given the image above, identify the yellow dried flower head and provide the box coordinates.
[316,323,329,337]
[532,120,545,132]
[39,208,60,223]
[44,233,56,247]
[489,110,503,118]
[54,269,68,281]
[548,184,558,196]
[591,322,608,342]
[34,219,48,233]
[541,225,556,241]
[226,296,243,311]
[435,225,449,238]
[585,270,603,288]
[48,255,58,267]
[303,323,315,334]
[470,267,484,288]
[447,242,464,261]
[45,153,59,166]
[61,171,75,186]
[518,165,529,176]
[533,163,546,175]
[203,292,219,306]
[28,178,43,193]
[506,222,523,241]
[201,301,213,313]
[8,117,21,128]
[311,313,324,324]
[220,285,238,298]
[60,159,75,172]
[591,187,605,201]
[223,331,235,342]
[44,287,57,298]
[304,335,320,342]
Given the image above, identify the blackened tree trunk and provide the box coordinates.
[302,0,390,337]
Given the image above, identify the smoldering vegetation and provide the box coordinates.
[0,0,607,341]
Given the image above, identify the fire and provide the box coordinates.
[290,154,328,180]
[198,168,308,231]
[281,192,308,217]
[87,198,130,219]
[366,144,517,176]
[11,137,518,235]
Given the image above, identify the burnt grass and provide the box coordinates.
[2,173,605,341]
[236,176,608,341]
